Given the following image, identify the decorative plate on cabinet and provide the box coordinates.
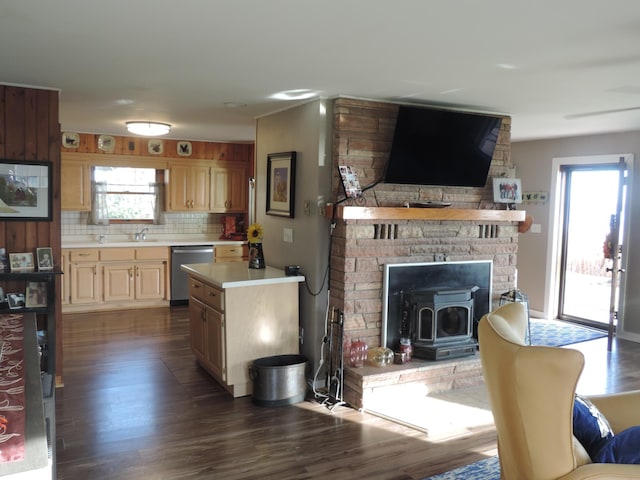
[62,132,80,148]
[97,135,115,153]
[148,139,163,155]
[177,141,192,157]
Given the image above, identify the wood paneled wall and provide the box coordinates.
[0,85,62,379]
[61,132,254,164]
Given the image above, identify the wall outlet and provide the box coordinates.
[530,223,542,233]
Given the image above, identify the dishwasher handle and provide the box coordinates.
[172,247,214,255]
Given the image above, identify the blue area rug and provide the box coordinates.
[529,318,606,347]
[425,456,500,480]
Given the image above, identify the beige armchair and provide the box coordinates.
[478,302,640,479]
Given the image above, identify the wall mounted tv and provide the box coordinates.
[384,105,502,187]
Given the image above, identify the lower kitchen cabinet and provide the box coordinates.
[183,263,304,397]
[62,247,168,312]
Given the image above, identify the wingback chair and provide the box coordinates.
[478,302,640,479]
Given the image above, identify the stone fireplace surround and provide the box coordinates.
[328,98,522,408]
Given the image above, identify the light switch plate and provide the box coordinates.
[283,228,293,243]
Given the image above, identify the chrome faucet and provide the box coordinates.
[134,228,149,241]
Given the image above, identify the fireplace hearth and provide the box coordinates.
[383,260,492,361]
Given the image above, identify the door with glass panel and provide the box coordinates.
[557,159,628,349]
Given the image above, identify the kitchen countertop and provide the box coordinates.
[181,262,304,288]
[62,235,246,248]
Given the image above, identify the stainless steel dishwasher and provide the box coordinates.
[170,245,214,305]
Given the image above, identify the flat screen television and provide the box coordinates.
[384,105,502,187]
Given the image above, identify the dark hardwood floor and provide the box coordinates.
[56,307,640,480]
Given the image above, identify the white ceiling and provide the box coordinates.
[2,0,640,143]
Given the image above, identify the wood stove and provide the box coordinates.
[402,287,479,360]
[382,260,492,361]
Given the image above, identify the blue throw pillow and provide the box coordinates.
[573,394,614,458]
[593,426,640,464]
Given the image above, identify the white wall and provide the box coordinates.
[512,130,640,341]
[255,100,333,373]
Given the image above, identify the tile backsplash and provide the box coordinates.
[62,211,225,238]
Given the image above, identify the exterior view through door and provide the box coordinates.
[555,156,630,349]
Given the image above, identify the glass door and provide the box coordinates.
[557,161,627,339]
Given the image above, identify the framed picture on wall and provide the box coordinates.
[266,151,296,218]
[0,161,52,221]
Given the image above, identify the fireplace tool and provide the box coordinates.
[320,307,345,410]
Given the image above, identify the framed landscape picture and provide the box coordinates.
[0,161,52,220]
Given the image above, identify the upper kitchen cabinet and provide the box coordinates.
[165,162,210,212]
[61,157,91,211]
[210,163,248,213]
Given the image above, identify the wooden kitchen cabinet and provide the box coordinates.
[189,278,226,381]
[103,264,135,302]
[61,158,91,211]
[68,249,101,305]
[183,264,303,397]
[63,246,168,312]
[214,244,248,263]
[166,163,210,211]
[134,262,166,300]
[210,163,248,213]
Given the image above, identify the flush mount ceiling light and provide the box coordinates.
[271,89,317,101]
[125,121,171,137]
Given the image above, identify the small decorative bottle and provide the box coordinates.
[399,337,413,362]
[350,340,368,368]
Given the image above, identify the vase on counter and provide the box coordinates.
[248,242,265,269]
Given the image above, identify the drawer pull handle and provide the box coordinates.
[192,284,201,289]
[208,291,216,297]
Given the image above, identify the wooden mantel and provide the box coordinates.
[327,205,526,222]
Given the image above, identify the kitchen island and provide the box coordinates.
[181,262,304,397]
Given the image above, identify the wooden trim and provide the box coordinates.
[327,205,526,222]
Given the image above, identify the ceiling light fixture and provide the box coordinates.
[271,89,317,101]
[125,121,171,137]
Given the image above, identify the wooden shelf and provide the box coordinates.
[327,205,526,222]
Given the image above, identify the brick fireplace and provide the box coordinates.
[328,98,521,407]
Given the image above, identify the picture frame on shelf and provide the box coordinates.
[9,252,35,272]
[0,160,53,221]
[25,282,47,308]
[266,151,296,218]
[493,177,523,204]
[36,247,54,271]
[0,248,7,272]
[7,293,25,310]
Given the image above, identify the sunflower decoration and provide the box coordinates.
[247,223,264,243]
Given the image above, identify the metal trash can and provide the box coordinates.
[499,289,531,344]
[248,354,308,407]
